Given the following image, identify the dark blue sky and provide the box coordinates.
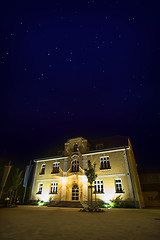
[0,0,160,170]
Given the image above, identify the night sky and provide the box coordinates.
[0,0,160,170]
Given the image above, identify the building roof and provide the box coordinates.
[34,135,129,161]
[88,135,129,151]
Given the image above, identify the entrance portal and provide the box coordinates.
[72,184,79,200]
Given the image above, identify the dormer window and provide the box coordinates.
[57,150,62,156]
[71,160,79,172]
[96,144,104,150]
[73,144,78,152]
[40,164,45,175]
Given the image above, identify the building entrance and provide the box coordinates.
[72,184,79,200]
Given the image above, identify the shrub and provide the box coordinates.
[80,207,104,212]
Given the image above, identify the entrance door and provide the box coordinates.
[72,184,79,200]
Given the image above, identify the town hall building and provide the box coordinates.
[30,136,144,208]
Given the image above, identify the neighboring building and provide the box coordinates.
[139,171,160,207]
[30,136,144,208]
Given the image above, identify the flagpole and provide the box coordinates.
[22,161,32,204]
[0,161,11,199]
[0,185,4,199]
[22,186,27,204]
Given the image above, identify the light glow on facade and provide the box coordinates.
[30,137,144,208]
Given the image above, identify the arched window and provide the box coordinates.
[73,144,78,152]
[71,160,79,172]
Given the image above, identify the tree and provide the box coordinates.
[9,168,23,206]
[85,160,97,207]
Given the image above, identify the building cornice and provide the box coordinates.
[34,156,68,162]
[34,146,129,162]
[82,146,129,156]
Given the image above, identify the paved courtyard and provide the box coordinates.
[0,206,160,240]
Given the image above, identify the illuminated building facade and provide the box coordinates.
[30,136,144,208]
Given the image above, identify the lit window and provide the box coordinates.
[37,183,43,194]
[51,162,59,174]
[115,179,123,193]
[40,164,45,175]
[94,180,104,193]
[73,144,78,152]
[100,157,111,169]
[72,184,79,200]
[71,160,79,172]
[50,182,58,194]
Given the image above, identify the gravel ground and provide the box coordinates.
[0,206,160,240]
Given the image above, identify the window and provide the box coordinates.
[96,144,104,150]
[40,164,45,175]
[57,150,62,156]
[115,179,123,193]
[51,162,59,174]
[73,144,78,152]
[71,160,79,172]
[100,157,111,169]
[37,183,43,194]
[148,196,153,201]
[94,180,104,193]
[50,182,58,194]
[72,184,79,200]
